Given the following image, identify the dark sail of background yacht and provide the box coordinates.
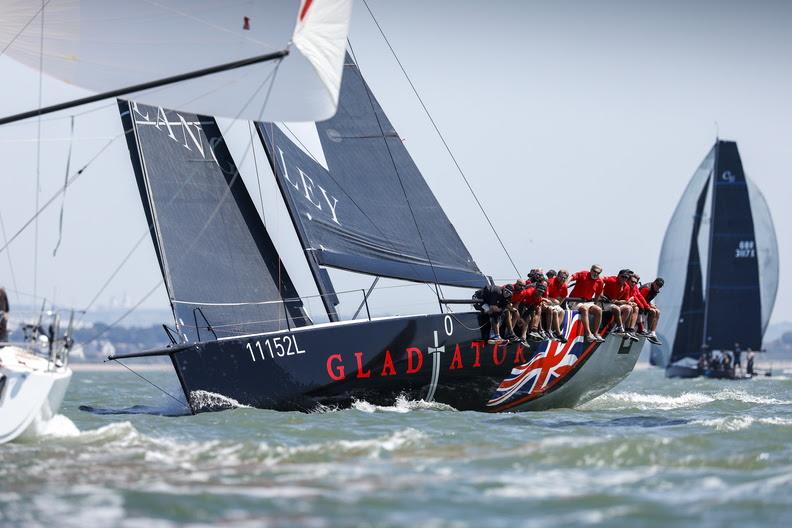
[652,140,778,378]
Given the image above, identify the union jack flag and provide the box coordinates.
[487,310,587,408]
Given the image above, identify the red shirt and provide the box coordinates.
[547,277,568,300]
[569,271,604,300]
[602,276,630,301]
[631,285,651,308]
[640,284,659,303]
[520,286,544,306]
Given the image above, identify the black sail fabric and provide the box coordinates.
[256,57,486,288]
[703,141,762,350]
[119,100,308,342]
[668,176,710,365]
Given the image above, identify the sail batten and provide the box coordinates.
[256,55,486,288]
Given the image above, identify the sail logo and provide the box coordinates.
[275,147,342,226]
[131,102,218,163]
[735,240,756,258]
[721,170,736,183]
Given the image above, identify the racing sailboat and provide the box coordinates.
[109,53,644,413]
[652,140,778,378]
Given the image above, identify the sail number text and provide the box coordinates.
[245,335,306,362]
[735,240,756,258]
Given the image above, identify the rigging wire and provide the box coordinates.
[108,357,190,411]
[81,280,163,346]
[361,0,521,278]
[33,0,46,300]
[248,121,268,227]
[0,211,19,295]
[52,116,74,256]
[0,134,120,257]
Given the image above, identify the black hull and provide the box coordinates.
[154,311,642,414]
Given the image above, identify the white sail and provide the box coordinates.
[746,177,779,337]
[0,0,353,122]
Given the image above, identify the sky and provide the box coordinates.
[0,0,790,326]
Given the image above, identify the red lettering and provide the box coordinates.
[449,344,463,370]
[514,345,527,364]
[406,347,424,373]
[381,350,397,376]
[326,353,345,381]
[492,343,506,365]
[354,351,371,378]
[471,341,483,367]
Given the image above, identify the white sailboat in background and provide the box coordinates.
[0,308,74,444]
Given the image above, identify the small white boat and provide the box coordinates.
[0,311,74,444]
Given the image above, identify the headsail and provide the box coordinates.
[256,55,487,288]
[1,0,352,122]
[119,101,309,342]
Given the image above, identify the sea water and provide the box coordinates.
[1,365,791,527]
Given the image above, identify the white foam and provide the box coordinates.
[695,415,792,431]
[584,391,715,410]
[39,415,80,438]
[352,394,456,413]
[189,390,250,412]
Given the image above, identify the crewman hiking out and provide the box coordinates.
[568,265,605,343]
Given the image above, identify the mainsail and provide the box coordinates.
[256,55,487,289]
[119,101,308,342]
[1,0,352,122]
[654,140,778,367]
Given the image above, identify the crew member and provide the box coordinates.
[639,277,664,344]
[546,269,569,343]
[601,270,638,340]
[516,281,548,343]
[568,265,605,343]
[473,283,512,344]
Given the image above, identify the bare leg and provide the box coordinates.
[578,305,592,337]
[611,306,623,327]
[650,308,660,331]
[591,305,603,334]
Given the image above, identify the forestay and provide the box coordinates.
[1,0,352,122]
[119,101,309,342]
[256,55,487,288]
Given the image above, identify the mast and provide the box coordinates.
[256,124,340,322]
[701,140,718,353]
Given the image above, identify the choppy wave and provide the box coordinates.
[694,415,792,431]
[585,388,792,410]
